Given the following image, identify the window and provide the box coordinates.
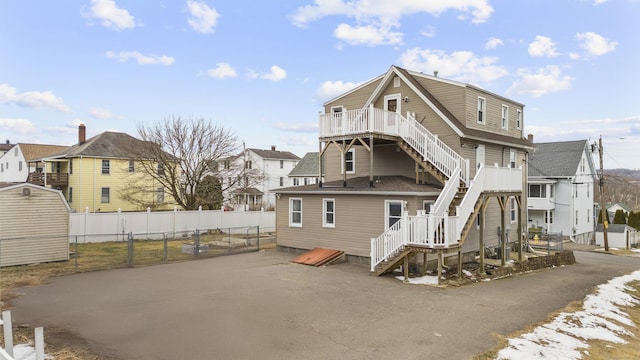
[323,199,335,228]
[587,209,590,223]
[423,200,434,213]
[279,177,284,186]
[342,149,355,174]
[477,97,486,124]
[528,184,547,198]
[476,213,481,229]
[293,178,300,186]
[549,184,554,198]
[575,210,579,225]
[509,150,517,168]
[587,185,589,198]
[128,160,135,173]
[289,198,302,227]
[385,200,403,230]
[501,105,509,130]
[223,160,230,169]
[101,187,110,203]
[580,158,585,173]
[14,147,18,156]
[393,76,400,88]
[510,197,517,223]
[245,160,252,169]
[68,187,73,203]
[280,160,284,169]
[18,161,22,171]
[304,178,309,185]
[69,159,72,174]
[516,109,522,130]
[545,211,553,224]
[101,160,110,174]
[157,163,165,176]
[156,187,164,203]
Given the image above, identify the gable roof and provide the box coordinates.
[248,148,300,161]
[45,132,158,160]
[595,223,635,234]
[342,65,533,150]
[528,140,595,177]
[19,143,68,161]
[288,152,319,177]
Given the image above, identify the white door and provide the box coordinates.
[385,200,404,230]
[476,145,485,171]
[383,94,401,134]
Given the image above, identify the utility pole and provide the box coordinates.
[598,136,609,251]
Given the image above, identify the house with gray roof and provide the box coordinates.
[288,152,319,186]
[528,139,598,244]
[595,223,638,249]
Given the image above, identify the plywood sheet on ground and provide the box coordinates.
[292,248,344,267]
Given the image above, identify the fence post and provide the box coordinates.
[35,327,44,360]
[257,225,260,250]
[128,232,134,267]
[195,229,200,257]
[75,235,79,270]
[2,310,13,357]
[163,233,168,263]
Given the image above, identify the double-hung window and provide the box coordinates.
[501,105,509,130]
[477,97,486,124]
[101,187,110,203]
[323,199,335,228]
[101,160,110,175]
[510,197,517,223]
[342,149,355,174]
[289,198,302,227]
[516,109,522,130]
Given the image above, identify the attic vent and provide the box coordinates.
[22,187,31,196]
[393,76,400,88]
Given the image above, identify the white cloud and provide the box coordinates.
[421,25,435,38]
[0,84,71,113]
[334,23,402,46]
[594,0,610,5]
[187,0,220,34]
[105,51,175,65]
[528,35,559,57]
[399,48,508,85]
[507,65,573,98]
[260,66,287,82]
[291,0,494,27]
[205,63,237,79]
[88,107,113,119]
[316,80,359,101]
[84,0,136,31]
[275,122,318,133]
[0,118,38,135]
[485,37,503,50]
[576,32,617,56]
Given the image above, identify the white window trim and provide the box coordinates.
[341,148,355,174]
[477,97,486,124]
[289,197,303,227]
[509,149,517,169]
[393,76,400,88]
[516,109,522,130]
[501,104,509,130]
[510,197,517,224]
[422,200,434,213]
[323,198,336,228]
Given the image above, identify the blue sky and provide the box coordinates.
[1,0,638,169]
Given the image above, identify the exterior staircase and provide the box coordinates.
[317,106,522,274]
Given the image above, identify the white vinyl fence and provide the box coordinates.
[69,207,276,243]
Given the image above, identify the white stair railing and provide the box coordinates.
[319,107,469,185]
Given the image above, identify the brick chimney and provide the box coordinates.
[271,145,276,151]
[79,123,86,144]
[527,133,534,143]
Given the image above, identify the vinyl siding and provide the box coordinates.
[464,88,524,139]
[0,186,69,266]
[325,80,381,111]
[412,76,466,123]
[323,144,417,182]
[277,193,436,257]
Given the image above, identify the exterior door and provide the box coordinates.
[331,106,343,135]
[384,94,401,134]
[476,145,485,171]
[385,200,403,230]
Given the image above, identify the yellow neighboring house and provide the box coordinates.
[28,124,177,212]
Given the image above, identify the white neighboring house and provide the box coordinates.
[221,146,300,210]
[527,139,598,244]
[0,143,68,183]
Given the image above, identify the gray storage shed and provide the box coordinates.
[0,183,70,266]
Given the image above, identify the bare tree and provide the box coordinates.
[122,116,260,210]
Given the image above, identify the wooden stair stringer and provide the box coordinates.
[396,140,448,185]
[373,247,413,276]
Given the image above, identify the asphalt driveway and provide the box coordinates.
[11,250,640,360]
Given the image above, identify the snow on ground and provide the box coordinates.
[395,274,440,285]
[496,270,640,359]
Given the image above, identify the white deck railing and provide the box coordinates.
[370,165,522,272]
[319,106,469,185]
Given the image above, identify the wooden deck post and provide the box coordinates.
[498,196,507,266]
[479,196,488,275]
[422,252,428,275]
[457,249,462,279]
[516,195,523,262]
[437,251,443,285]
[403,255,409,283]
